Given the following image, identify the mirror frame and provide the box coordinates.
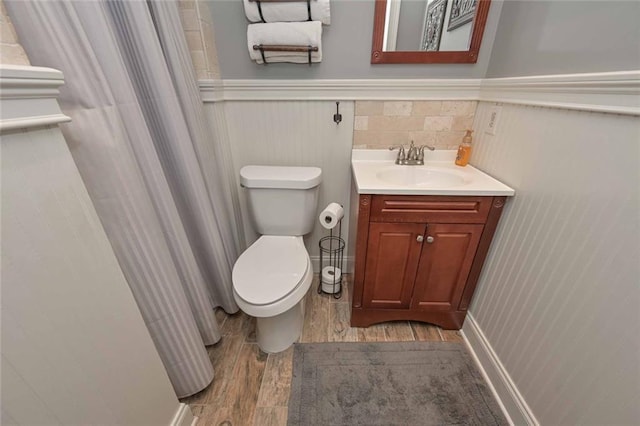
[371,0,492,64]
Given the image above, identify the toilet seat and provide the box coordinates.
[232,236,312,318]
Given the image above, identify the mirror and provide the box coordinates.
[371,0,491,63]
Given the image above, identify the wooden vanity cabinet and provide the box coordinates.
[351,194,506,329]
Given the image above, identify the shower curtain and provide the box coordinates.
[7,0,243,398]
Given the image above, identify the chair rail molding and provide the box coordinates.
[199,78,482,102]
[479,70,640,115]
[0,65,71,132]
[199,70,640,115]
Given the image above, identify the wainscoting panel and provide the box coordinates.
[466,102,640,425]
[1,65,186,426]
[217,100,355,267]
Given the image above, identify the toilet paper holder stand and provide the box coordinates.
[318,219,345,299]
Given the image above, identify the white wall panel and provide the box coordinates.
[467,101,640,425]
[217,100,355,268]
[1,66,188,426]
[1,126,185,425]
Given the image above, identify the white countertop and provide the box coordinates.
[351,149,515,196]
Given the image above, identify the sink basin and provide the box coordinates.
[376,166,468,188]
[351,149,515,195]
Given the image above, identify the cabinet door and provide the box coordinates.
[362,222,426,309]
[411,223,484,311]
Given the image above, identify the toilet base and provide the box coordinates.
[256,298,305,353]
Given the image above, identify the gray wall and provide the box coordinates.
[486,0,640,78]
[209,0,503,79]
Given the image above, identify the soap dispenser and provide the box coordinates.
[455,130,473,167]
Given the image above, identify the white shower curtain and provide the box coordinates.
[7,0,243,398]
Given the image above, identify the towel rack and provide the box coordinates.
[253,44,318,65]
[249,0,313,23]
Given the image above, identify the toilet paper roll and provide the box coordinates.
[321,266,342,294]
[321,266,342,284]
[319,203,344,230]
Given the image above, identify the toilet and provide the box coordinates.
[232,165,322,353]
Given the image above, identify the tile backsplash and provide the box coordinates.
[179,0,220,80]
[0,0,30,65]
[353,100,477,149]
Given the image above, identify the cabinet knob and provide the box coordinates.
[416,235,424,243]
[426,236,434,244]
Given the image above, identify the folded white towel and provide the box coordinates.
[247,22,322,64]
[243,0,330,25]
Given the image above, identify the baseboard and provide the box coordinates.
[461,314,539,426]
[169,403,195,426]
[310,255,354,275]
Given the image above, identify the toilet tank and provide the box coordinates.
[240,165,322,236]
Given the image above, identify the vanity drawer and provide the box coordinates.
[369,195,492,224]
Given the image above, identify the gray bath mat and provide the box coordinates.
[287,341,508,426]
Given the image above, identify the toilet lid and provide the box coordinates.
[233,236,308,306]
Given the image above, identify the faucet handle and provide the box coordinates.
[417,145,436,161]
[389,145,406,164]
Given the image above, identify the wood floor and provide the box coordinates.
[180,275,463,426]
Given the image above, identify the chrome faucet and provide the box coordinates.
[406,141,418,162]
[389,141,435,165]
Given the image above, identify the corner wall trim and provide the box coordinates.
[170,403,195,426]
[462,314,539,426]
[199,70,640,115]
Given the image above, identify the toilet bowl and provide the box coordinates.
[233,236,313,353]
[232,165,321,353]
